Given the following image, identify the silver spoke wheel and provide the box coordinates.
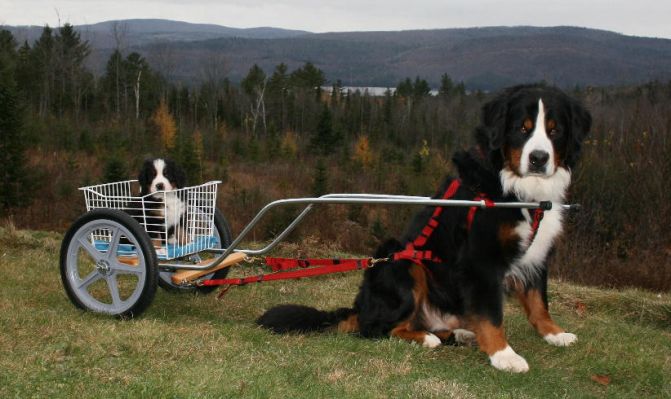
[60,209,158,318]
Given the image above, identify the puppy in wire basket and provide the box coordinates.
[133,158,190,247]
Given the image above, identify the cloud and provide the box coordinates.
[1,0,669,38]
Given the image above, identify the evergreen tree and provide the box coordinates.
[311,104,335,155]
[290,62,326,98]
[124,52,156,118]
[439,73,454,98]
[103,155,128,182]
[103,49,124,116]
[267,63,290,130]
[312,159,328,197]
[454,81,466,96]
[54,24,91,117]
[31,26,55,116]
[241,64,267,135]
[0,30,28,210]
[172,129,199,184]
[15,41,36,105]
[396,78,413,97]
[413,76,431,98]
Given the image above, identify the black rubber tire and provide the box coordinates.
[156,209,234,293]
[60,209,159,319]
[195,209,234,294]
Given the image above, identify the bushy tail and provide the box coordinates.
[256,305,357,333]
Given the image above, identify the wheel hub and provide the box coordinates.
[96,259,112,276]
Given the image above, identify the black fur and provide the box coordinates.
[256,305,356,333]
[128,158,187,243]
[138,158,187,196]
[257,85,591,369]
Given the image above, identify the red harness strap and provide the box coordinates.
[392,244,442,265]
[201,179,546,292]
[396,180,543,264]
[392,179,462,264]
[467,193,496,231]
[528,207,545,243]
[264,257,368,272]
[201,258,373,288]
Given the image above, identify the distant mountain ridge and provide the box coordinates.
[4,18,310,48]
[3,19,671,89]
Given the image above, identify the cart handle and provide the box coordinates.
[159,193,579,271]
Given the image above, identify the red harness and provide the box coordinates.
[202,180,545,291]
[392,179,544,264]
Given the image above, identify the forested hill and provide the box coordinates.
[4,20,671,89]
[4,19,310,47]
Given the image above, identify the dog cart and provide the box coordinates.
[60,179,578,318]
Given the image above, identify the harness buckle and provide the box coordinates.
[369,257,389,266]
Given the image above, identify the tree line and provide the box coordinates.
[1,24,670,290]
[0,24,477,209]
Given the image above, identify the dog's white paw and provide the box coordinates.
[544,332,577,347]
[422,333,442,348]
[489,346,529,373]
[453,329,477,346]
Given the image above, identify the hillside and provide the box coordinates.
[4,20,671,89]
[0,227,669,397]
[3,18,310,48]
[151,26,671,88]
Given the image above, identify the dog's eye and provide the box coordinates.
[547,120,559,137]
[521,118,533,133]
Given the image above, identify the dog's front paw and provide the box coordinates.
[453,329,477,346]
[489,346,529,373]
[422,333,442,348]
[544,332,577,347]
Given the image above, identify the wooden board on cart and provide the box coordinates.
[170,252,246,285]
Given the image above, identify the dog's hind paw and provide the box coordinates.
[489,346,529,373]
[544,332,577,347]
[422,333,442,348]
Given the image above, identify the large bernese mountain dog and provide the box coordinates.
[257,84,591,373]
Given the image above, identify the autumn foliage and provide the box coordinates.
[1,25,670,291]
[151,99,176,151]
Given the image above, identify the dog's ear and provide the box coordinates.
[474,92,509,171]
[167,159,187,188]
[475,93,508,153]
[138,159,154,195]
[565,100,592,169]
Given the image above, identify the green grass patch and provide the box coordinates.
[1,227,670,398]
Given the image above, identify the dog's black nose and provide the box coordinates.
[529,150,549,167]
[155,183,164,191]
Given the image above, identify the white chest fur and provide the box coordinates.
[500,166,571,283]
[163,192,186,229]
[509,207,564,281]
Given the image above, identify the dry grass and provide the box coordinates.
[1,226,670,398]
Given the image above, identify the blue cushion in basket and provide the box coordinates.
[94,235,219,260]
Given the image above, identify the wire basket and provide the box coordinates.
[79,180,222,260]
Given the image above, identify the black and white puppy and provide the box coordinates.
[136,158,188,245]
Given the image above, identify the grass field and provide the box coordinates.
[1,226,670,398]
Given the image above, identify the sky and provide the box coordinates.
[1,0,670,39]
